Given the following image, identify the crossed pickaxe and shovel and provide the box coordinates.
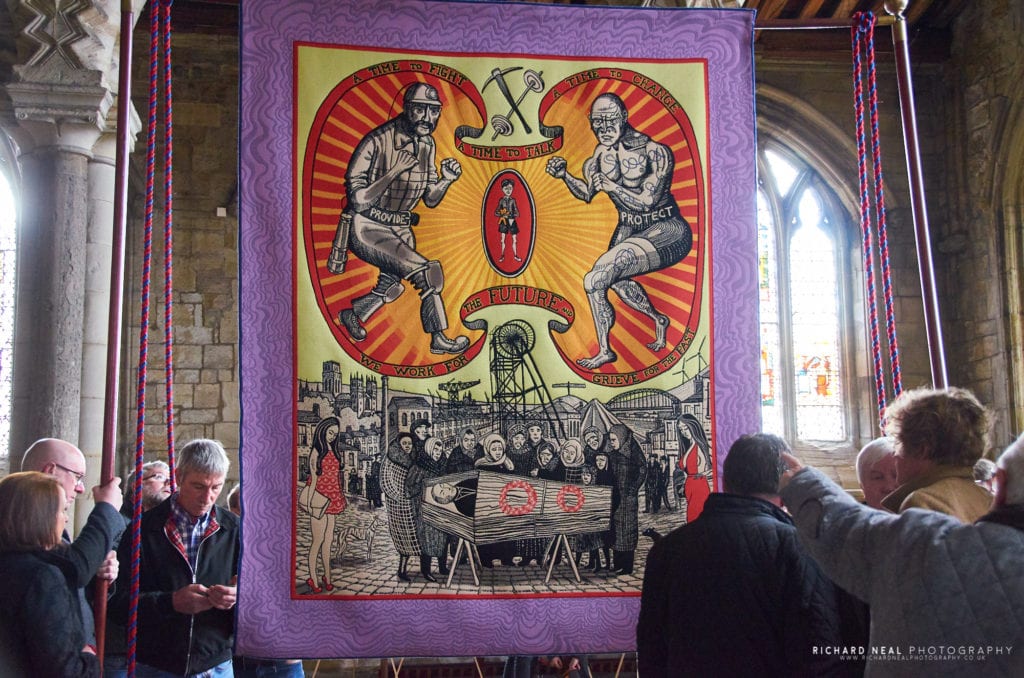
[482,67,545,141]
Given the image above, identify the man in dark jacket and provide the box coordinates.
[607,423,646,575]
[637,433,847,677]
[112,439,240,677]
[106,459,172,676]
[367,455,384,508]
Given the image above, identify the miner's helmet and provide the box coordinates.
[403,82,442,108]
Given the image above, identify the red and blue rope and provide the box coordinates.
[126,4,162,675]
[862,14,903,400]
[128,3,175,676]
[853,12,902,430]
[852,13,885,427]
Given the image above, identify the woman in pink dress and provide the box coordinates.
[304,416,346,593]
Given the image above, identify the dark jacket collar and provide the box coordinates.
[703,492,793,525]
[976,503,1024,531]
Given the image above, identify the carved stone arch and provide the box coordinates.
[995,77,1024,432]
[756,83,884,226]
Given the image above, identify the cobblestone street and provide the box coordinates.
[294,491,685,597]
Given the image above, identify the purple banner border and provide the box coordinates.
[238,0,757,659]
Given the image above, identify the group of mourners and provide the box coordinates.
[298,409,717,590]
[377,418,692,583]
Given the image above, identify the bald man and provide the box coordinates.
[855,436,899,510]
[21,438,125,648]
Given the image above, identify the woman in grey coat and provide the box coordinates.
[380,432,421,582]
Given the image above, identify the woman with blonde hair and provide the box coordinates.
[0,472,101,676]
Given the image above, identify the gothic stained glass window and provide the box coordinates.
[758,146,847,443]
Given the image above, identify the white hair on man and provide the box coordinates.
[996,433,1024,505]
[176,439,230,479]
[143,460,170,476]
[855,437,895,486]
[974,458,997,482]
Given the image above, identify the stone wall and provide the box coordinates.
[121,30,240,479]
[939,0,1024,446]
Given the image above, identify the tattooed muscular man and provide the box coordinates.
[546,93,692,369]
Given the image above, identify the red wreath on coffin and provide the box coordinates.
[498,479,539,516]
[556,485,585,513]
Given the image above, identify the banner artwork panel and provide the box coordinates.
[240,0,758,659]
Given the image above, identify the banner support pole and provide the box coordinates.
[883,0,948,388]
[95,0,136,667]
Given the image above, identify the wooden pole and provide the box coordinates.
[95,0,135,668]
[884,0,948,387]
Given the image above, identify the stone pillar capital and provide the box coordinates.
[7,70,110,154]
[92,94,142,165]
[7,0,128,88]
[3,0,145,155]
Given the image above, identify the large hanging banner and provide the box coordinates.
[239,0,757,659]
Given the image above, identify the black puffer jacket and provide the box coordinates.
[111,497,239,675]
[0,550,100,678]
[637,493,848,678]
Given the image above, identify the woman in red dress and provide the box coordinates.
[676,414,712,524]
[304,416,346,593]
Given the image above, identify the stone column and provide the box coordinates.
[7,86,107,454]
[6,64,109,546]
[3,0,142,531]
[77,103,140,530]
[77,128,116,529]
